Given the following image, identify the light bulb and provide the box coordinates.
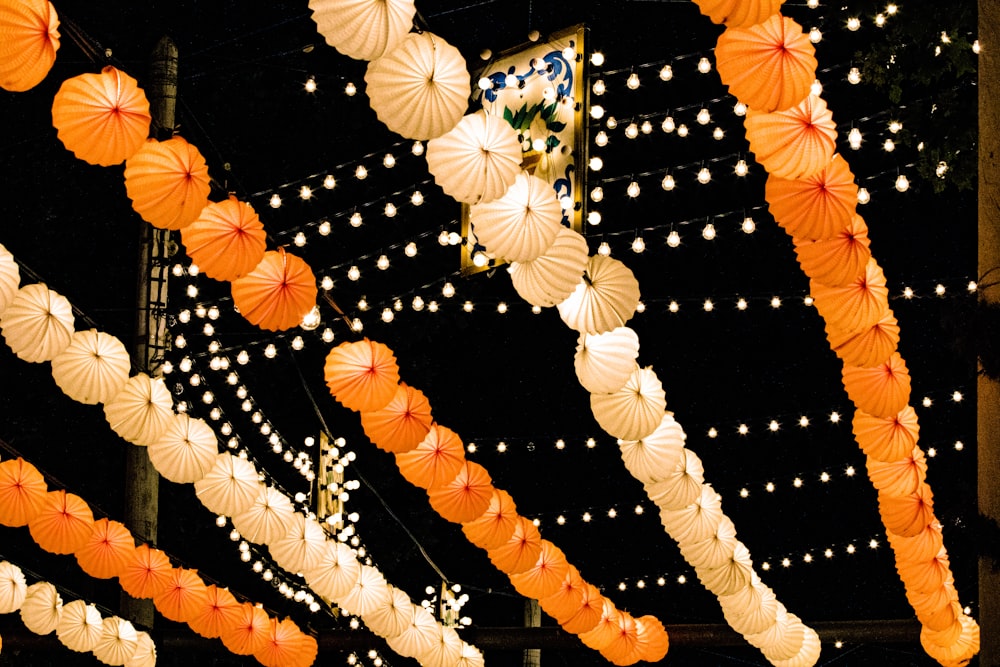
[318,220,331,235]
[438,230,450,246]
[383,202,397,217]
[895,174,910,191]
[606,116,617,129]
[412,296,424,311]
[381,308,394,323]
[626,72,640,89]
[697,167,711,184]
[659,64,673,80]
[734,159,748,176]
[269,194,281,208]
[344,82,357,96]
[741,217,756,233]
[713,127,724,140]
[848,67,861,84]
[625,122,639,139]
[448,231,461,245]
[590,105,605,120]
[410,190,424,206]
[472,252,489,267]
[323,174,336,189]
[626,181,640,198]
[847,17,861,31]
[888,120,903,134]
[304,76,317,92]
[592,79,606,95]
[412,141,424,156]
[696,108,711,125]
[677,124,689,137]
[349,212,362,227]
[810,79,823,96]
[477,76,492,90]
[666,230,681,247]
[936,161,949,178]
[347,265,360,281]
[293,232,306,247]
[589,157,603,171]
[590,52,604,66]
[590,187,604,202]
[640,120,652,134]
[875,13,886,27]
[355,165,367,180]
[809,27,822,43]
[597,241,611,256]
[858,187,871,204]
[587,211,602,225]
[661,174,676,191]
[661,116,675,133]
[404,241,417,257]
[631,236,645,253]
[883,139,895,152]
[442,282,456,298]
[702,223,716,240]
[299,185,312,200]
[697,57,712,73]
[848,127,863,149]
[595,130,609,147]
[733,101,747,116]
[376,254,390,270]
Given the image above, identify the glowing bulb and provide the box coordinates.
[810,79,823,96]
[344,82,357,96]
[299,185,312,200]
[412,296,424,311]
[587,211,602,225]
[590,187,604,202]
[883,139,895,152]
[697,167,711,184]
[733,101,747,116]
[741,217,756,233]
[304,76,317,92]
[376,254,389,270]
[697,57,712,73]
[703,299,714,312]
[631,236,645,253]
[347,265,360,281]
[355,165,367,180]
[659,65,673,80]
[606,116,617,129]
[477,76,492,90]
[589,157,603,171]
[696,108,711,125]
[848,67,861,84]
[269,194,281,209]
[668,301,679,313]
[857,187,871,204]
[736,297,748,310]
[627,181,640,198]
[625,122,639,139]
[661,174,676,191]
[809,27,822,43]
[886,3,898,15]
[472,251,489,267]
[412,141,425,156]
[626,72,640,89]
[847,16,861,31]
[734,159,748,176]
[640,121,652,134]
[888,120,903,134]
[442,282,456,298]
[597,241,611,256]
[448,231,462,245]
[677,124,689,137]
[590,52,605,66]
[318,220,331,235]
[875,13,886,27]
[895,174,910,192]
[592,79,606,95]
[770,296,782,308]
[595,130,609,147]
[293,232,306,247]
[383,202,397,217]
[666,230,681,247]
[590,105,605,120]
[936,161,949,178]
[713,127,724,140]
[349,212,363,227]
[702,223,716,240]
[404,242,417,257]
[848,127,863,149]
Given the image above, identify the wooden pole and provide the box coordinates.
[121,35,178,629]
[979,2,1000,664]
[523,599,541,667]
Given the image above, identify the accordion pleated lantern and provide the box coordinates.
[692,0,784,28]
[557,255,641,335]
[509,227,588,307]
[231,249,318,332]
[853,405,920,463]
[92,616,138,666]
[590,367,666,441]
[618,412,688,486]
[147,413,219,484]
[181,197,267,282]
[359,383,433,454]
[28,490,94,555]
[365,31,469,140]
[364,585,415,639]
[1,283,74,363]
[744,94,836,180]
[426,110,523,205]
[51,330,130,405]
[825,309,899,368]
[811,258,890,335]
[21,581,62,635]
[426,461,494,524]
[0,242,20,317]
[303,541,361,602]
[308,0,416,61]
[56,599,104,653]
[104,373,174,446]
[384,604,440,658]
[338,565,389,617]
[75,518,135,580]
[0,561,26,614]
[194,452,262,517]
[841,352,912,419]
[414,625,464,667]
[219,602,270,656]
[765,153,858,241]
[793,214,872,287]
[469,172,563,262]
[323,338,401,412]
[231,486,295,545]
[574,326,640,394]
[267,513,327,574]
[0,0,60,92]
[460,488,519,550]
[395,424,466,490]
[123,136,212,231]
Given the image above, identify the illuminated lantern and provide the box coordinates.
[28,490,94,555]
[510,227,589,308]
[219,602,271,656]
[323,338,401,412]
[51,66,151,166]
[1,283,74,363]
[510,540,570,600]
[0,242,20,317]
[907,585,961,632]
[634,615,670,663]
[920,614,980,666]
[231,249,318,332]
[254,618,315,667]
[119,544,174,600]
[744,605,805,659]
[359,383,433,454]
[92,616,139,665]
[339,565,389,617]
[51,330,130,405]
[128,632,157,667]
[56,599,103,653]
[575,327,640,395]
[194,453,262,518]
[579,601,623,650]
[887,521,944,563]
[765,153,858,241]
[0,457,47,527]
[426,110,523,205]
[539,565,586,622]
[308,0,416,61]
[456,642,485,667]
[591,367,666,441]
[811,258,889,335]
[853,406,920,463]
[461,488,519,550]
[104,373,174,446]
[825,309,900,368]
[660,484,725,545]
[395,424,466,490]
[0,561,26,614]
[181,197,266,281]
[153,567,208,624]
[188,585,242,639]
[412,625,464,667]
[645,448,705,511]
[146,413,218,484]
[745,95,836,180]
[124,136,211,230]
[841,352,911,419]
[231,485,295,546]
[679,515,737,570]
[0,0,60,92]
[560,583,605,635]
[775,625,822,666]
[364,585,415,639]
[557,255,641,335]
[793,214,872,287]
[866,446,928,497]
[715,15,816,113]
[365,31,469,140]
[696,542,754,597]
[896,546,953,595]
[487,515,542,575]
[267,513,327,574]
[879,483,936,538]
[598,611,643,666]
[75,518,134,579]
[384,603,440,658]
[619,412,687,486]
[720,574,779,635]
[470,172,563,262]
[426,460,494,523]
[20,582,62,634]
[692,0,784,29]
[303,541,361,601]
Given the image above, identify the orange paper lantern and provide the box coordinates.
[181,197,267,281]
[360,383,433,454]
[254,618,313,667]
[579,601,623,650]
[715,14,816,113]
[0,457,47,527]
[426,460,494,523]
[867,447,927,497]
[231,248,318,332]
[887,521,944,563]
[51,66,151,166]
[599,611,644,666]
[896,547,952,595]
[220,602,271,656]
[811,258,889,335]
[879,483,936,538]
[539,565,586,622]
[153,568,209,624]
[510,540,570,600]
[188,585,242,639]
[0,0,60,92]
[324,338,401,412]
[560,583,605,635]
[745,95,836,180]
[842,353,911,419]
[119,544,174,600]
[692,0,784,28]
[74,518,135,579]
[124,136,212,230]
[907,584,960,632]
[395,424,466,489]
[793,214,872,287]
[487,515,542,575]
[27,490,94,555]
[825,309,899,368]
[853,406,920,463]
[635,615,670,663]
[765,153,858,241]
[461,488,519,550]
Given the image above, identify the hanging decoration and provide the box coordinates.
[744,95,836,180]
[308,0,416,61]
[469,171,563,263]
[123,136,212,231]
[50,330,131,405]
[180,197,268,282]
[0,283,75,364]
[556,255,641,335]
[230,249,318,332]
[509,227,589,308]
[0,0,59,92]
[691,0,784,29]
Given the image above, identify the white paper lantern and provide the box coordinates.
[308,0,416,61]
[426,110,523,205]
[591,367,666,441]
[509,227,588,307]
[1,283,74,363]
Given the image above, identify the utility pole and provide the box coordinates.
[121,35,178,629]
[978,2,999,664]
[523,599,541,667]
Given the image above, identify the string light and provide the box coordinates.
[847,17,861,31]
[848,127,863,149]
[697,57,712,73]
[626,72,640,89]
[659,65,673,81]
[847,67,861,84]
[662,116,675,133]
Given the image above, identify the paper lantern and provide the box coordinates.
[124,136,211,230]
[0,242,20,317]
[365,31,468,140]
[487,515,542,575]
[360,382,433,454]
[56,599,104,652]
[104,373,174,446]
[232,485,295,545]
[755,611,807,662]
[745,94,836,180]
[772,625,821,667]
[0,0,59,92]
[254,618,312,667]
[921,614,979,666]
[599,612,643,666]
[660,484,725,545]
[591,367,666,441]
[28,490,94,554]
[456,641,486,667]
[231,249,318,332]
[125,631,157,667]
[634,615,670,663]
[469,171,562,262]
[51,330,130,405]
[303,541,361,601]
[0,561,26,614]
[618,412,687,486]
[720,574,779,635]
[181,197,267,281]
[853,405,920,463]
[765,153,858,241]
[867,446,927,497]
[75,518,134,580]
[579,601,623,650]
[20,581,62,635]
[887,521,944,564]
[93,616,138,666]
[793,214,872,287]
[119,544,174,600]
[696,542,754,597]
[426,110,523,205]
[908,586,961,632]
[896,547,952,595]
[692,0,784,28]
[339,565,389,617]
[365,585,415,639]
[395,424,466,489]
[510,540,570,600]
[879,483,936,538]
[574,327,640,394]
[147,413,218,484]
[645,448,705,511]
[557,255,641,335]
[560,583,604,635]
[415,625,464,667]
[220,602,271,656]
[427,461,494,524]
[51,66,151,166]
[509,227,589,308]
[461,488,519,550]
[268,512,327,574]
[308,0,416,61]
[385,603,440,658]
[188,585,242,639]
[539,565,586,622]
[0,457,47,527]
[826,308,900,368]
[679,515,738,569]
[153,568,208,624]
[324,338,400,412]
[842,352,911,419]
[1,283,74,363]
[812,258,890,334]
[194,452,262,517]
